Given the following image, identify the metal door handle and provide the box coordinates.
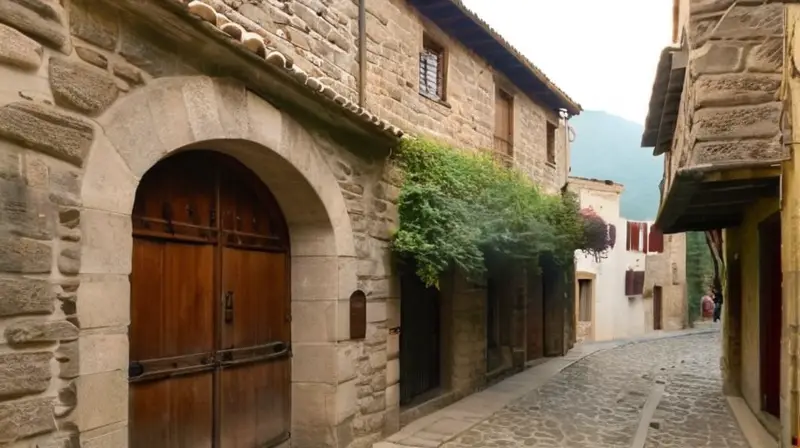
[224,291,234,323]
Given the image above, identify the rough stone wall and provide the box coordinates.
[667,0,786,185]
[643,233,688,331]
[0,1,399,447]
[217,0,569,192]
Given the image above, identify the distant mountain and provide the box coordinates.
[569,110,664,221]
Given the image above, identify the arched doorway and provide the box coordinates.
[127,150,291,447]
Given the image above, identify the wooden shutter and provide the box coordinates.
[628,222,642,252]
[494,90,513,159]
[626,222,633,250]
[625,270,634,296]
[642,223,649,253]
[419,49,440,99]
[649,225,664,253]
[633,271,645,295]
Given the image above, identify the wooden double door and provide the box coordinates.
[129,151,291,447]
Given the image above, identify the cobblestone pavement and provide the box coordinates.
[441,332,748,448]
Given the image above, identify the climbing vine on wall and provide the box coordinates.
[391,137,596,287]
[580,207,613,262]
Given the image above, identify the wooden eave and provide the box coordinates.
[642,46,686,156]
[655,162,781,234]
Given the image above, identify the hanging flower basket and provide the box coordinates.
[580,207,612,262]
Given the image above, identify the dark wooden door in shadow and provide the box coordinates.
[129,151,291,447]
[653,286,663,331]
[399,270,441,406]
[759,212,782,418]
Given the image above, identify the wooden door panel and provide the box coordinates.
[221,248,288,348]
[220,362,291,447]
[130,239,215,361]
[130,373,214,448]
[220,247,290,445]
[526,271,544,361]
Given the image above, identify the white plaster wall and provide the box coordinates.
[573,184,657,342]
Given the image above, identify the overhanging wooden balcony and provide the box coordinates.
[641,45,787,234]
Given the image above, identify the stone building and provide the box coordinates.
[642,0,789,445]
[569,176,686,343]
[0,0,579,447]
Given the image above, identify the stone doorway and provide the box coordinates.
[758,212,782,418]
[128,151,291,447]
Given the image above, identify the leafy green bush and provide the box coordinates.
[391,137,587,287]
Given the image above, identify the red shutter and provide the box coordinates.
[626,221,632,250]
[630,222,641,252]
[642,223,649,253]
[649,225,664,253]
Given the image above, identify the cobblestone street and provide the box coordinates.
[440,332,747,448]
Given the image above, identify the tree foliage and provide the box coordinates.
[391,137,595,287]
[580,207,613,262]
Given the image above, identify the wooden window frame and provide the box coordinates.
[419,33,448,103]
[546,121,557,166]
[493,88,515,166]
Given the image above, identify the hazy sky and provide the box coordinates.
[460,0,674,124]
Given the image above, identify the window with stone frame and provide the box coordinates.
[546,121,557,165]
[419,34,447,101]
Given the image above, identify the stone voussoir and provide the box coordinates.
[0,23,43,71]
[5,319,79,345]
[49,57,120,116]
[0,0,70,53]
[0,101,95,167]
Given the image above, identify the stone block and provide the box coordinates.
[56,339,78,379]
[49,57,119,116]
[75,370,128,431]
[58,243,81,275]
[367,300,387,323]
[0,396,55,443]
[5,319,78,344]
[292,256,338,300]
[292,300,337,343]
[694,74,780,108]
[336,298,350,342]
[79,421,127,448]
[0,23,42,70]
[692,138,785,164]
[713,4,783,39]
[70,0,119,51]
[691,43,744,77]
[336,379,358,424]
[0,102,94,167]
[76,274,131,329]
[746,37,782,73]
[79,333,128,375]
[0,352,52,398]
[691,0,735,15]
[0,236,51,274]
[0,275,54,316]
[693,103,781,141]
[80,209,132,275]
[75,46,109,69]
[386,358,399,386]
[0,178,54,240]
[80,133,137,215]
[0,0,69,52]
[292,383,336,444]
[385,383,399,409]
[292,343,338,384]
[338,343,359,383]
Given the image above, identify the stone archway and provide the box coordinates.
[76,76,358,446]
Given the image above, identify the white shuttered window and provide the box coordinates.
[419,36,445,100]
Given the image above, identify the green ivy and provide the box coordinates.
[391,137,586,287]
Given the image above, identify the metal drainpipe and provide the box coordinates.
[358,0,366,108]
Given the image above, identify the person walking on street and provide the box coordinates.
[712,287,723,323]
[701,289,714,321]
